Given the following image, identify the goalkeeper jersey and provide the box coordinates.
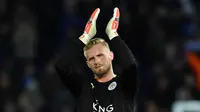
[55,36,139,112]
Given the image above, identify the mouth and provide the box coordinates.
[95,65,102,69]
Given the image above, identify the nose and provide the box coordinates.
[94,57,101,65]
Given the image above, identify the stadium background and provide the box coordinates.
[0,0,200,112]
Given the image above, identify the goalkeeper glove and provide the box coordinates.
[79,8,100,44]
[106,7,120,40]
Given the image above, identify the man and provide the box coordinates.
[55,7,139,112]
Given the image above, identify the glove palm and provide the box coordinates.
[106,7,120,40]
[79,8,100,44]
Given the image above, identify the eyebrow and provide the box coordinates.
[88,57,94,61]
[88,53,104,60]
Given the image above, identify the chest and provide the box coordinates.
[78,79,135,112]
[91,79,120,112]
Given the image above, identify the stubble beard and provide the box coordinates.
[94,65,111,79]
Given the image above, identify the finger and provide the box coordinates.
[111,7,120,30]
[113,7,120,19]
[84,8,100,34]
[90,8,100,22]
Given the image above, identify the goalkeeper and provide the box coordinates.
[55,7,139,112]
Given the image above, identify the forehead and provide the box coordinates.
[86,44,109,56]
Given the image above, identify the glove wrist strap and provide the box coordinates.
[108,30,118,40]
[79,33,91,45]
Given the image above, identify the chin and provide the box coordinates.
[93,65,111,78]
[94,70,107,78]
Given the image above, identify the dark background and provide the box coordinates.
[0,0,200,112]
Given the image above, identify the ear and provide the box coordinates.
[109,51,114,60]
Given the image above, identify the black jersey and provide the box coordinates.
[55,36,139,112]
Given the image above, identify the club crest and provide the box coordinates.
[108,81,117,91]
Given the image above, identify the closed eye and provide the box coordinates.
[97,54,103,57]
[88,54,104,61]
[89,57,94,61]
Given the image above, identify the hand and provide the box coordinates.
[79,8,100,44]
[106,7,120,40]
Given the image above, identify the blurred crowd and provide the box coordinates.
[0,0,200,112]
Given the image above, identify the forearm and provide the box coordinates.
[110,36,139,97]
[55,38,85,70]
[110,36,137,70]
[55,38,85,97]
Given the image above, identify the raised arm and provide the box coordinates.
[106,7,139,98]
[55,8,100,97]
[55,38,85,97]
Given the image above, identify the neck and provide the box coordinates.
[96,67,114,83]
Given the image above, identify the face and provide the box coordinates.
[85,43,114,78]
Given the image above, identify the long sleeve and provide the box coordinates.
[55,38,88,97]
[110,36,139,98]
